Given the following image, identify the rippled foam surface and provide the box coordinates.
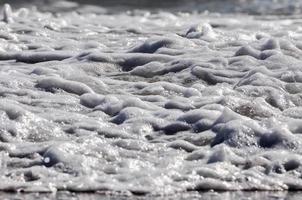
[1,1,302,196]
[2,191,302,200]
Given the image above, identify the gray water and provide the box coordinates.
[4,0,302,14]
[2,191,302,200]
[1,0,302,199]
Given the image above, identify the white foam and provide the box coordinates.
[1,2,302,195]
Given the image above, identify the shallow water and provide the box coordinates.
[1,191,302,200]
[1,0,302,196]
[6,0,302,14]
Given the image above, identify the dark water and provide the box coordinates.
[3,0,302,14]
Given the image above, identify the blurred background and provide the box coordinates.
[0,0,301,15]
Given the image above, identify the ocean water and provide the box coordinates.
[5,0,302,14]
[1,0,302,199]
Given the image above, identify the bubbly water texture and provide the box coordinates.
[2,1,302,196]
